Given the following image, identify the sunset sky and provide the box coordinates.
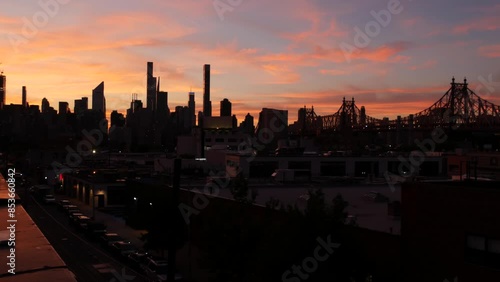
[1,0,499,123]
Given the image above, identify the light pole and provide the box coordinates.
[92,187,101,220]
[92,186,95,220]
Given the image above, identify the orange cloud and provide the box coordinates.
[350,42,412,63]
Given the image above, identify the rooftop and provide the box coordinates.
[0,174,77,281]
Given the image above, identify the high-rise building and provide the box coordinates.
[74,97,88,115]
[203,64,212,117]
[147,62,157,111]
[198,111,204,128]
[188,92,196,126]
[157,91,169,114]
[220,98,231,117]
[59,101,69,115]
[22,86,27,108]
[129,93,143,114]
[92,81,106,118]
[0,73,6,109]
[111,110,125,127]
[232,114,238,129]
[256,108,288,148]
[41,97,50,113]
[240,113,255,135]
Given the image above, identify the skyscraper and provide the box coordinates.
[41,98,50,113]
[74,97,88,115]
[157,91,169,114]
[220,98,231,117]
[256,108,288,148]
[59,102,69,115]
[92,81,106,118]
[188,92,196,126]
[129,94,143,114]
[147,62,157,111]
[203,64,212,117]
[0,73,6,109]
[240,113,255,135]
[111,110,125,127]
[22,86,27,108]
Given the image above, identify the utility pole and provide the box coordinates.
[168,158,181,280]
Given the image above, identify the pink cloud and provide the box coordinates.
[350,42,412,63]
[261,64,301,84]
[453,17,500,34]
[478,44,500,58]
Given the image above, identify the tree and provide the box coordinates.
[229,174,257,204]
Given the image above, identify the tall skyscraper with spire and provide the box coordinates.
[203,64,212,117]
[92,81,106,118]
[147,62,157,111]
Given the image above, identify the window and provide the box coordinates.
[465,234,500,269]
[228,138,237,143]
[205,138,212,142]
[215,138,224,142]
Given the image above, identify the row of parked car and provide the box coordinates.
[55,199,185,281]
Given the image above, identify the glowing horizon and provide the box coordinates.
[1,0,499,123]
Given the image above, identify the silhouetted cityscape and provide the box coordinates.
[1,1,499,281]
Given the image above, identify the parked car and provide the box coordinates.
[43,194,56,204]
[100,233,127,248]
[74,215,91,230]
[127,250,151,271]
[68,211,84,224]
[144,256,185,281]
[110,241,137,257]
[58,199,71,211]
[65,206,81,215]
[143,257,168,281]
[32,185,53,200]
[62,204,78,212]
[84,222,107,240]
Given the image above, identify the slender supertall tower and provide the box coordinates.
[147,62,157,111]
[22,86,27,107]
[0,72,6,109]
[203,64,212,117]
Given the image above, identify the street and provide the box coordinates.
[21,188,147,282]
